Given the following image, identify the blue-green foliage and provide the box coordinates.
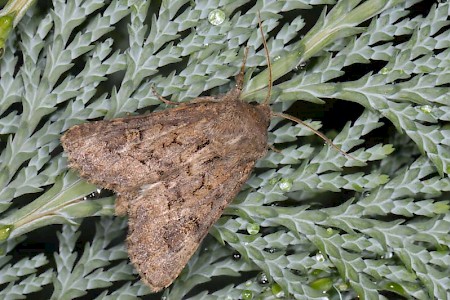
[0,0,448,299]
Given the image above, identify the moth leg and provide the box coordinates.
[268,144,281,153]
[221,47,250,102]
[151,85,180,106]
[235,46,249,91]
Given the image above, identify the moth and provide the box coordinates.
[61,17,353,292]
[61,51,271,291]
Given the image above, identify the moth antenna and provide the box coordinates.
[257,11,272,107]
[258,12,358,162]
[236,46,249,90]
[271,112,362,162]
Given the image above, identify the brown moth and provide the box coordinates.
[61,16,353,292]
[61,49,270,290]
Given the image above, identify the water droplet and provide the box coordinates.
[208,9,226,26]
[315,252,325,262]
[294,61,307,71]
[257,272,269,285]
[278,178,293,192]
[232,252,241,260]
[380,67,391,75]
[420,105,432,114]
[381,251,393,259]
[246,222,260,235]
[311,269,322,276]
[85,190,100,199]
[245,280,252,286]
[241,289,253,300]
[326,228,334,235]
[271,283,285,298]
[337,282,349,291]
[362,191,371,197]
[0,224,13,241]
[273,55,281,61]
[267,248,278,254]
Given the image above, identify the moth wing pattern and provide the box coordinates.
[61,103,219,193]
[61,99,269,193]
[61,97,271,291]
[127,152,256,291]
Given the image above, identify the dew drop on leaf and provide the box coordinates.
[241,289,253,300]
[297,61,307,70]
[419,105,432,114]
[246,222,260,235]
[257,272,269,285]
[337,282,349,291]
[0,224,13,241]
[278,178,293,192]
[315,252,325,262]
[232,252,241,260]
[208,9,225,26]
